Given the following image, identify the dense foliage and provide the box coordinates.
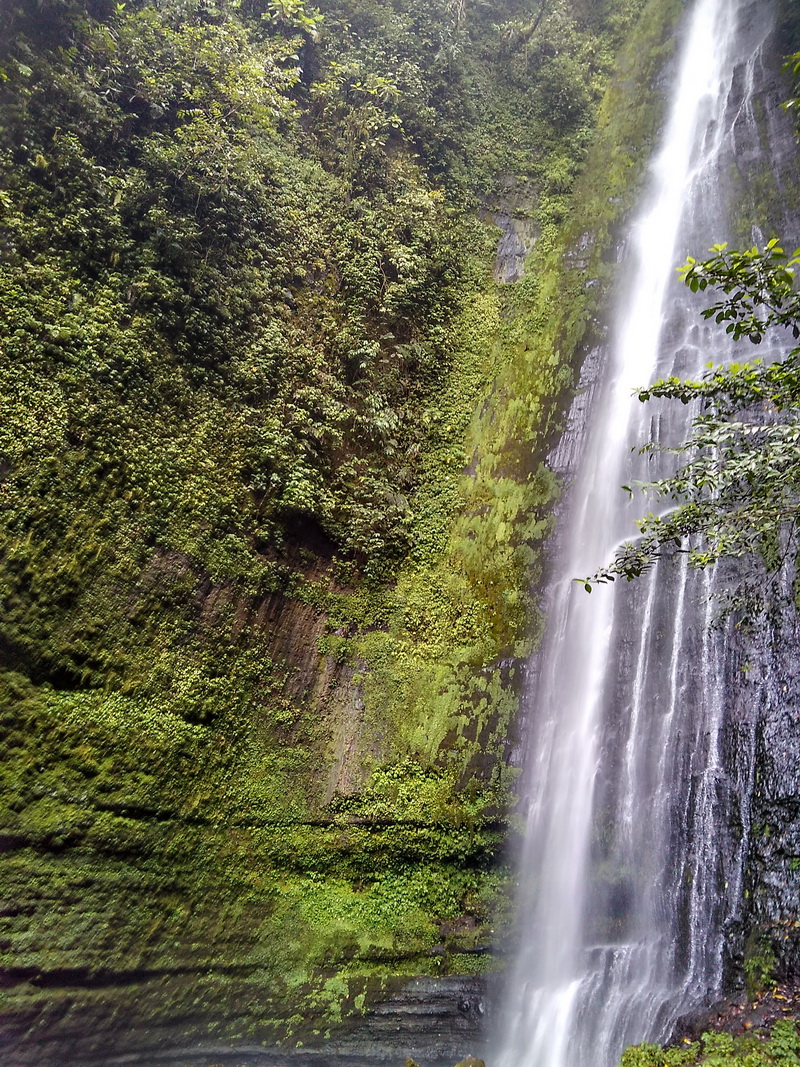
[0,0,640,699]
[621,1021,800,1067]
[1,0,672,1053]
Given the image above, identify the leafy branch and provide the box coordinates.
[582,241,800,620]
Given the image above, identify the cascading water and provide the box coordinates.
[495,2,778,1065]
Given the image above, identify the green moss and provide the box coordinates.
[745,928,780,999]
[0,0,691,1054]
[620,1020,800,1067]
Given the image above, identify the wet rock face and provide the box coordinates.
[738,615,800,984]
[683,14,800,1005]
[30,976,488,1067]
[492,213,537,284]
[325,976,488,1066]
[480,176,539,284]
[673,984,800,1043]
[712,600,800,1003]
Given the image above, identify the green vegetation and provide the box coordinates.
[745,929,779,1000]
[0,0,687,1053]
[784,50,800,117]
[620,1021,800,1067]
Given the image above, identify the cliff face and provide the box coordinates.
[0,0,682,1058]
[0,0,678,1058]
[5,0,798,1062]
[730,612,800,999]
[713,0,800,1008]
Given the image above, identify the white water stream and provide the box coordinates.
[495,2,776,1065]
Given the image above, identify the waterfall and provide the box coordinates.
[494,2,777,1065]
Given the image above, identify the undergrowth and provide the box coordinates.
[0,0,688,1050]
[621,1021,800,1067]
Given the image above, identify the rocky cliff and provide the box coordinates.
[4,0,799,1063]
